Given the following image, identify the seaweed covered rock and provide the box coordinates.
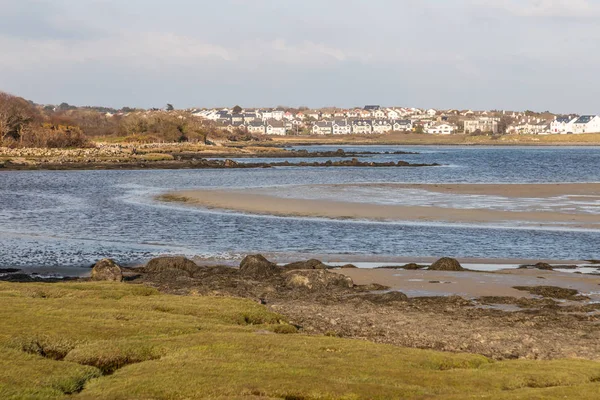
[513,286,588,301]
[429,258,464,271]
[282,259,328,271]
[91,259,123,282]
[145,257,201,276]
[360,291,409,304]
[240,254,280,280]
[285,270,354,291]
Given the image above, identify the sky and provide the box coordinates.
[0,0,599,113]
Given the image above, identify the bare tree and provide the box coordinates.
[0,92,37,144]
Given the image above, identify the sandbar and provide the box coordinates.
[161,183,600,229]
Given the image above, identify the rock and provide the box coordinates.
[375,263,427,270]
[533,262,554,270]
[239,254,280,279]
[282,259,328,271]
[429,258,464,271]
[224,159,238,167]
[0,268,21,274]
[513,286,588,301]
[145,257,201,276]
[402,263,428,270]
[285,270,354,291]
[357,283,391,291]
[91,259,123,282]
[361,291,409,304]
[339,264,358,269]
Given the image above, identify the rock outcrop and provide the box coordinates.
[429,258,465,271]
[145,257,201,276]
[285,270,354,291]
[239,255,280,279]
[91,259,123,282]
[282,259,329,271]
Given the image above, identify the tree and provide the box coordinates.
[0,92,38,143]
[58,102,76,111]
[232,105,243,114]
[166,104,175,111]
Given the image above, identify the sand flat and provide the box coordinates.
[163,183,600,229]
[337,267,600,299]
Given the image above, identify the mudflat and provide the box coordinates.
[162,183,600,229]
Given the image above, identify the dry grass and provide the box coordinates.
[0,282,599,399]
[270,132,600,146]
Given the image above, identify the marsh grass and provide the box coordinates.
[1,282,599,399]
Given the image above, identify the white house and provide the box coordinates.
[351,120,372,134]
[549,116,577,134]
[572,115,600,134]
[261,110,284,121]
[426,109,437,117]
[265,120,286,135]
[386,109,400,120]
[312,121,333,135]
[371,109,386,119]
[372,120,393,133]
[426,123,457,135]
[247,121,266,134]
[393,120,413,132]
[332,120,351,135]
[464,118,499,134]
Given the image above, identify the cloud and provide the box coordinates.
[475,0,600,18]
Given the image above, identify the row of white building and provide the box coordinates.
[547,115,600,134]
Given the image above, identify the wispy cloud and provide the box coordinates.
[475,0,600,18]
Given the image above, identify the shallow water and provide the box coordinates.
[1,145,599,275]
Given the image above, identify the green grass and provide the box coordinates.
[0,282,598,399]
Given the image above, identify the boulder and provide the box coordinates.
[239,254,280,280]
[429,257,465,271]
[285,270,354,291]
[339,264,358,269]
[361,291,409,304]
[282,259,328,271]
[91,259,123,282]
[145,257,201,276]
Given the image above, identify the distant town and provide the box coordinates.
[186,105,600,136]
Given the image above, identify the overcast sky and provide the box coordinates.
[0,0,599,113]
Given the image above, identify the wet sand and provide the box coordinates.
[337,267,600,300]
[162,183,600,229]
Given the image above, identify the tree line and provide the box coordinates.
[0,92,228,148]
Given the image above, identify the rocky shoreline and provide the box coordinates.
[5,255,599,361]
[0,157,439,171]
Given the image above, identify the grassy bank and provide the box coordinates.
[269,132,600,146]
[1,281,599,399]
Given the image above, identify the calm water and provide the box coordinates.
[1,145,599,275]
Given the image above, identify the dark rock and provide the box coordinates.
[360,291,409,304]
[240,254,280,279]
[513,286,589,301]
[429,258,464,271]
[357,283,391,291]
[0,268,22,274]
[145,257,202,276]
[339,264,358,269]
[533,262,553,270]
[285,270,354,291]
[402,263,428,270]
[91,259,123,282]
[282,259,328,271]
[375,263,427,270]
